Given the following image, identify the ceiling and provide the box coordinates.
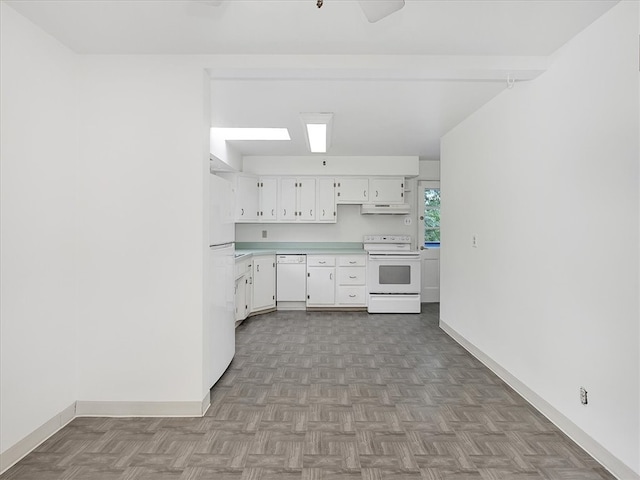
[7,0,619,159]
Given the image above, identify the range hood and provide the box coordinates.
[361,203,411,215]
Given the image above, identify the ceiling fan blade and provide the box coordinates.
[358,0,405,23]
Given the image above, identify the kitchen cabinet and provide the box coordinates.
[235,174,259,222]
[336,255,367,306]
[234,257,252,322]
[369,177,404,204]
[306,256,335,306]
[251,254,276,313]
[317,178,336,222]
[258,177,278,222]
[335,178,369,204]
[278,177,317,222]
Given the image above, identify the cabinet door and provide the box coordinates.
[335,178,369,204]
[297,178,316,221]
[278,178,297,221]
[317,178,336,222]
[252,255,276,312]
[245,262,253,318]
[370,177,404,203]
[259,178,278,222]
[306,266,336,305]
[236,175,259,221]
[235,276,246,321]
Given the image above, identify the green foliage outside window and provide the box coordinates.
[424,189,440,243]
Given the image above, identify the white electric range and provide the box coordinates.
[363,235,421,313]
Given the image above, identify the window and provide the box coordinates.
[423,188,440,246]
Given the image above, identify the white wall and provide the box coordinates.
[440,2,639,477]
[0,0,79,457]
[76,57,208,407]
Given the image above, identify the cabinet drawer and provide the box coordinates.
[307,256,336,267]
[337,286,366,305]
[338,255,366,267]
[337,267,366,285]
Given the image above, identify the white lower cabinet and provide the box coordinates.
[234,257,252,322]
[336,255,367,307]
[251,254,276,313]
[306,256,336,306]
[306,254,366,308]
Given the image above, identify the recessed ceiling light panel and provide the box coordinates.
[301,113,333,154]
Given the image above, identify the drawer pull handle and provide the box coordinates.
[319,261,326,264]
[349,261,356,264]
[349,294,356,298]
[349,275,357,279]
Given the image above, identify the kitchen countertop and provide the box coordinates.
[235,242,366,260]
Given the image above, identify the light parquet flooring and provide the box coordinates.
[2,305,615,480]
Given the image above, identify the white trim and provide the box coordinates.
[76,395,210,417]
[440,319,640,480]
[0,402,76,474]
[0,392,212,475]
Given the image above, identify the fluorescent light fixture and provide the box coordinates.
[301,113,333,154]
[306,124,327,153]
[211,127,290,141]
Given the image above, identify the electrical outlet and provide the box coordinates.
[261,230,268,238]
[404,217,412,226]
[472,234,478,248]
[580,387,588,405]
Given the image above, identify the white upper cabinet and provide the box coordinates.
[369,177,405,204]
[278,177,317,222]
[235,174,259,222]
[335,178,369,204]
[297,178,316,221]
[278,177,298,221]
[317,178,336,222]
[224,173,405,223]
[258,177,278,222]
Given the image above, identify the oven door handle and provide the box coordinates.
[369,254,420,260]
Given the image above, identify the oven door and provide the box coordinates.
[367,253,421,294]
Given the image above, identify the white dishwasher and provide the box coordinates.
[276,255,307,310]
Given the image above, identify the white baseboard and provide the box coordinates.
[440,319,640,480]
[0,402,76,474]
[76,393,211,417]
[0,392,211,475]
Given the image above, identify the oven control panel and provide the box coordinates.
[363,235,411,244]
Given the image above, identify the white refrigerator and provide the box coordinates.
[207,173,236,389]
